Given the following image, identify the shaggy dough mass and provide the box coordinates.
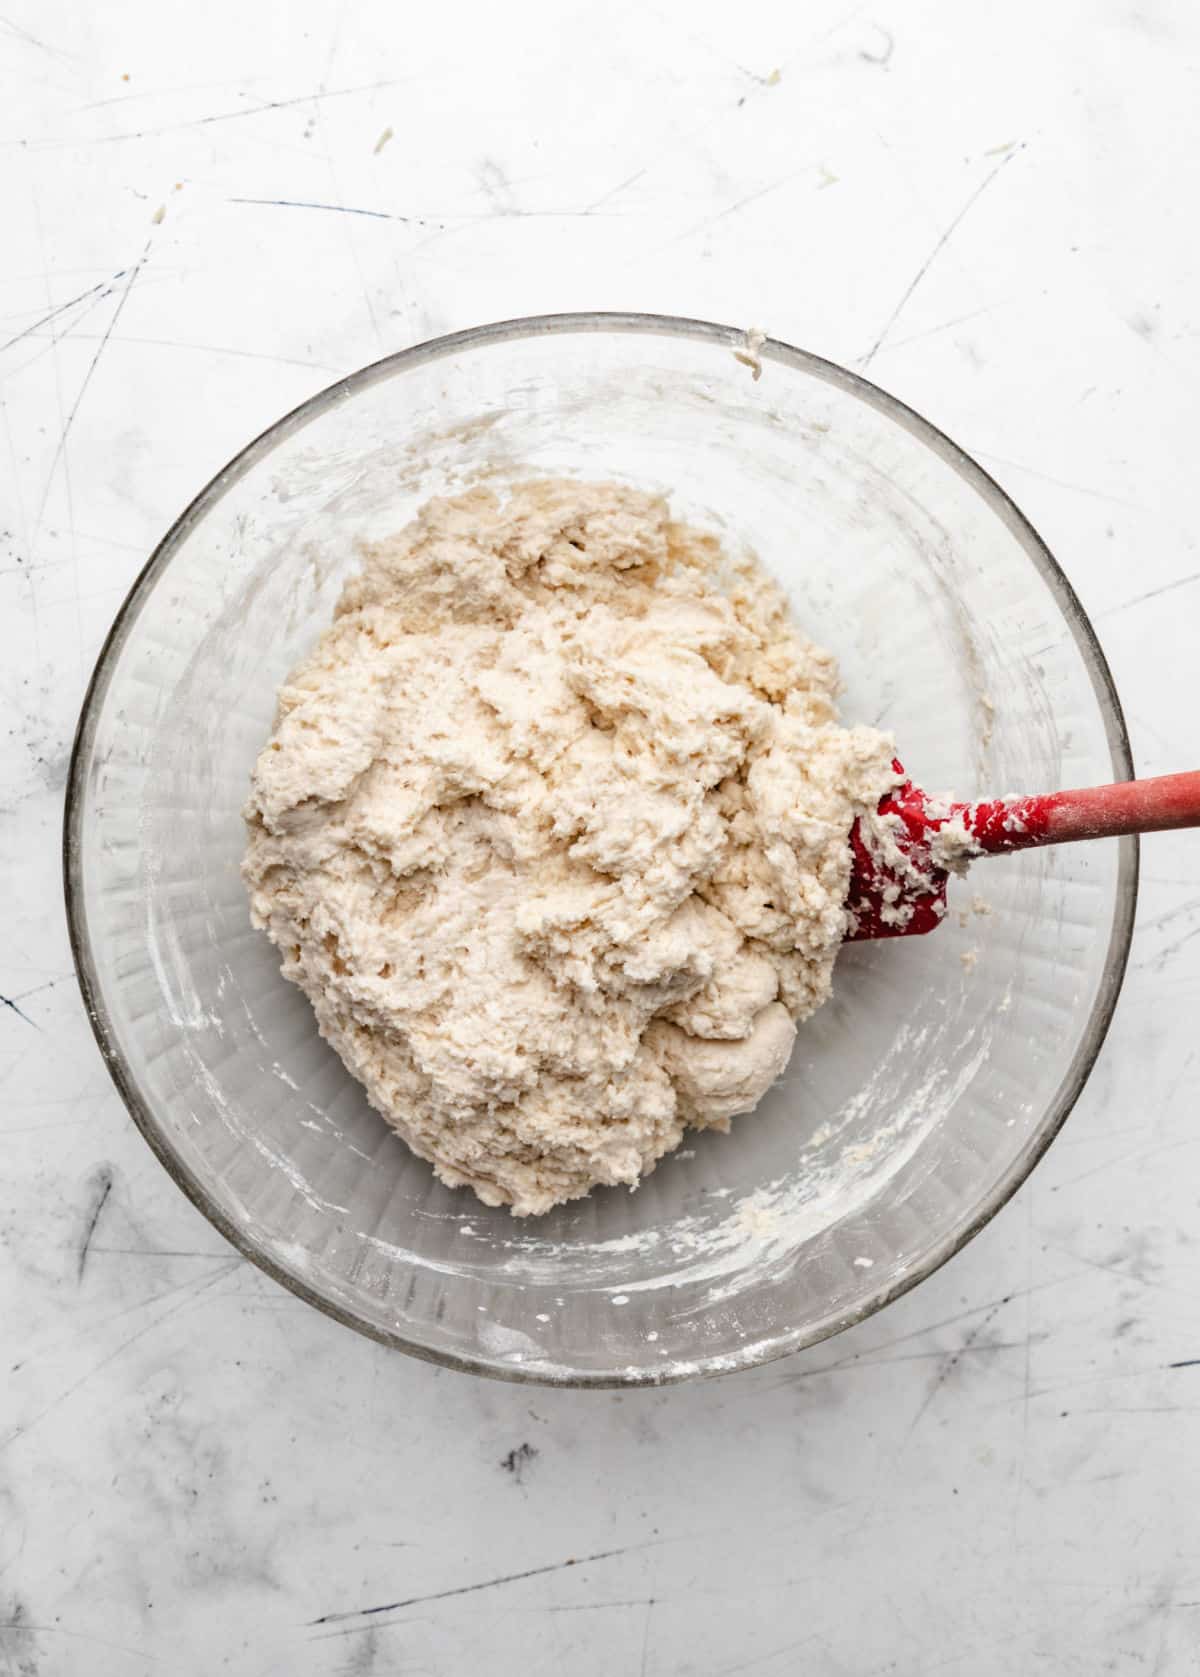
[244,480,896,1215]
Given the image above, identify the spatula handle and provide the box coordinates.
[965,770,1200,854]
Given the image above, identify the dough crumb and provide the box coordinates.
[243,480,894,1215]
[738,1197,780,1236]
[930,815,983,875]
[734,325,767,381]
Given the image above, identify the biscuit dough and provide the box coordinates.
[244,481,896,1215]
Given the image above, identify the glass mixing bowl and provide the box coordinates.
[65,314,1136,1385]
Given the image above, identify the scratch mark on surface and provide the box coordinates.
[9,1265,226,1370]
[671,170,808,245]
[971,449,1144,510]
[0,276,122,357]
[879,296,1027,355]
[1135,920,1200,973]
[5,975,72,1004]
[893,1296,1015,1450]
[29,189,86,677]
[639,1592,655,1677]
[13,79,404,149]
[0,992,38,1028]
[311,35,385,355]
[1103,570,1200,616]
[1040,1241,1194,1303]
[309,1542,660,1634]
[404,210,620,261]
[1,1120,90,1136]
[373,124,394,154]
[0,12,73,60]
[1,1260,238,1453]
[546,1598,660,1614]
[1168,1358,1200,1369]
[34,240,150,537]
[584,164,650,214]
[713,172,805,223]
[76,76,272,113]
[642,4,779,92]
[72,1246,243,1260]
[13,329,342,375]
[0,386,28,550]
[1150,1594,1173,1677]
[584,6,865,216]
[770,1276,1071,1390]
[1071,1404,1200,1417]
[77,1165,114,1281]
[798,1338,1034,1378]
[228,195,423,224]
[858,23,894,63]
[1049,1134,1190,1193]
[0,1621,156,1662]
[860,147,1022,369]
[0,298,130,387]
[713,1632,825,1676]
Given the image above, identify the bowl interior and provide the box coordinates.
[68,317,1134,1383]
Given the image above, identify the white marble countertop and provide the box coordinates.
[4,3,1200,1672]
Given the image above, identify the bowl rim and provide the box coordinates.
[63,310,1139,1387]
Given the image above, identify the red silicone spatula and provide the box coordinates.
[845,762,1200,941]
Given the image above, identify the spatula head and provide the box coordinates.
[844,762,957,941]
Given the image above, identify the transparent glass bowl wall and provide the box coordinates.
[67,316,1135,1384]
